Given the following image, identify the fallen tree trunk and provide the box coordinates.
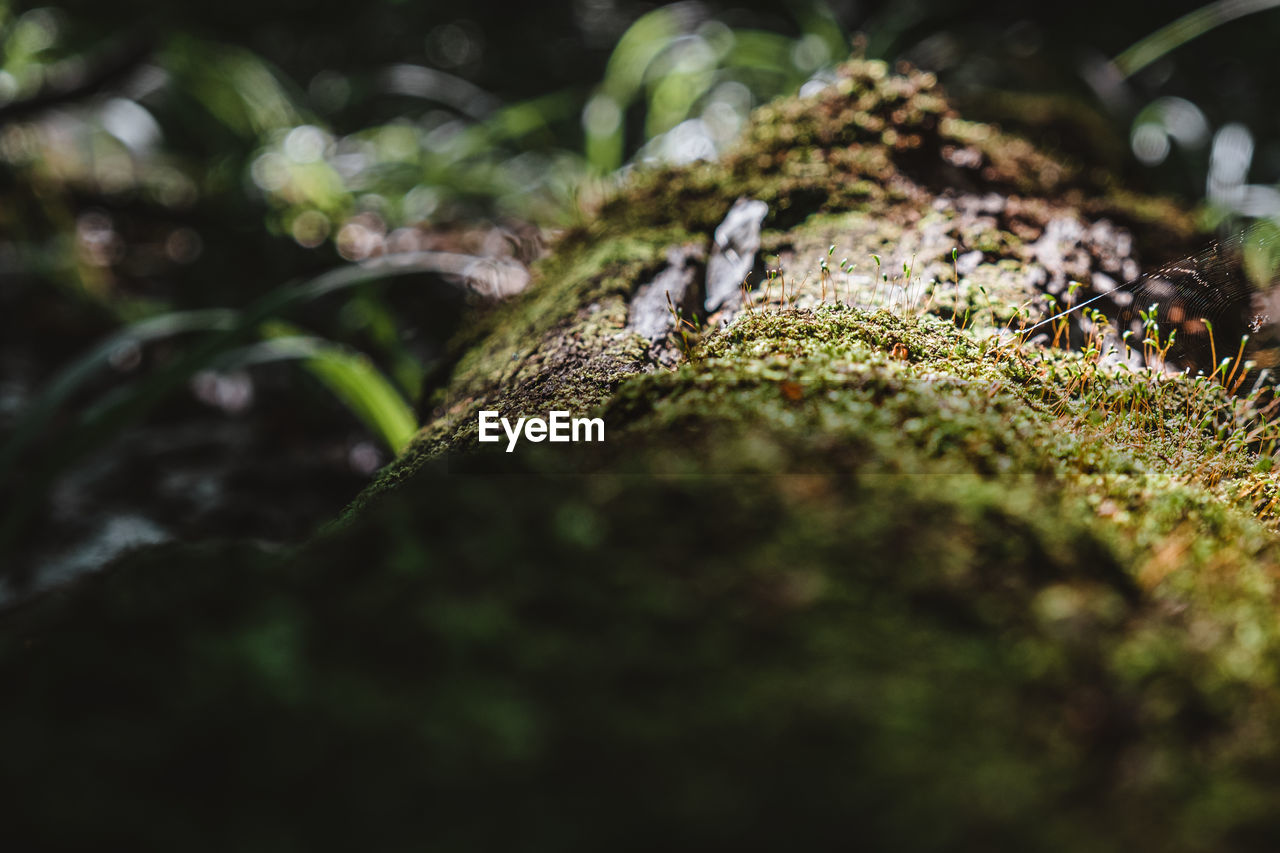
[6,59,1280,851]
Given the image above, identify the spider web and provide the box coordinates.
[1030,229,1280,376]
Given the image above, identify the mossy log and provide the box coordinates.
[7,60,1280,851]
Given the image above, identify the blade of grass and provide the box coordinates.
[217,334,417,454]
[1113,0,1280,78]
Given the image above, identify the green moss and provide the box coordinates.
[351,225,690,512]
[8,306,1280,848]
[6,56,1280,852]
[592,59,1106,240]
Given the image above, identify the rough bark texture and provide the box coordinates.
[7,60,1280,851]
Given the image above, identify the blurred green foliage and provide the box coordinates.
[0,1,862,560]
